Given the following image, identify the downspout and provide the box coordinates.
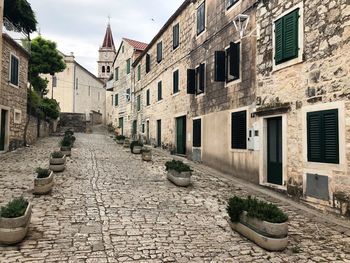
[73,63,76,113]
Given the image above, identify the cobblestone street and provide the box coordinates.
[0,130,350,262]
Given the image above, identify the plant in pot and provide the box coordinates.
[116,135,126,145]
[165,159,192,187]
[142,147,152,161]
[123,138,131,148]
[49,151,66,172]
[0,197,32,245]
[64,130,74,136]
[130,141,143,154]
[60,136,72,156]
[227,196,289,251]
[65,134,76,147]
[34,168,54,195]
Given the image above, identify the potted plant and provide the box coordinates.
[60,136,72,156]
[123,138,131,148]
[116,135,126,145]
[142,147,152,161]
[49,151,66,172]
[165,159,192,187]
[130,141,143,154]
[0,197,32,245]
[227,196,289,251]
[64,130,74,136]
[34,168,54,195]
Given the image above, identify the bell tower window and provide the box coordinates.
[102,66,105,73]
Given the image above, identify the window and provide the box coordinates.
[157,42,163,63]
[126,88,131,102]
[111,95,114,106]
[275,8,299,65]
[173,70,179,94]
[187,63,205,95]
[146,89,150,106]
[142,123,145,133]
[193,119,201,147]
[137,65,141,81]
[146,54,151,73]
[107,66,110,73]
[215,42,240,82]
[197,2,205,35]
[231,110,247,149]
[226,0,239,10]
[126,59,131,74]
[137,95,141,111]
[88,86,91,96]
[14,110,21,124]
[157,81,162,101]
[173,23,180,49]
[115,67,119,81]
[115,94,118,107]
[102,66,105,73]
[307,109,339,164]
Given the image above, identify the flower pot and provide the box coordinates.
[142,151,152,161]
[167,169,191,187]
[60,146,71,157]
[132,146,142,154]
[49,155,66,172]
[34,171,54,195]
[117,139,125,145]
[228,211,288,251]
[123,140,130,148]
[0,203,32,245]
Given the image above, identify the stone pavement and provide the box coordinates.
[0,130,349,263]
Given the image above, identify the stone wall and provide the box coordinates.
[256,0,350,204]
[58,113,87,133]
[90,111,103,126]
[0,34,29,152]
[25,115,52,145]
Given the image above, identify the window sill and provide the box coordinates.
[225,78,241,88]
[225,1,240,14]
[272,56,303,73]
[9,82,19,89]
[196,29,206,39]
[173,45,180,51]
[172,91,180,97]
[195,92,205,98]
[230,148,248,153]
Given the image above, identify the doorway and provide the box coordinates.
[267,117,283,185]
[0,109,8,151]
[176,116,186,155]
[146,120,150,143]
[157,120,161,147]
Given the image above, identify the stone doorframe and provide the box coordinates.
[0,105,10,153]
[259,113,288,190]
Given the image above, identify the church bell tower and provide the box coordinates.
[98,22,116,83]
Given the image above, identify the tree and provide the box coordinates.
[4,0,37,35]
[29,36,66,95]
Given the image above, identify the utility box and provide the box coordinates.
[247,123,260,151]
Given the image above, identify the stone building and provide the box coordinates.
[132,0,259,183]
[0,33,29,152]
[45,52,106,124]
[255,0,350,210]
[106,38,147,136]
[98,23,116,83]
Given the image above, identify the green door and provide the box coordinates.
[146,120,150,143]
[0,110,7,151]
[119,117,124,135]
[176,116,186,155]
[267,117,283,185]
[157,120,161,147]
[132,120,137,136]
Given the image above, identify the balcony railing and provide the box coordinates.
[3,17,31,53]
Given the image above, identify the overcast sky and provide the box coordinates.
[29,0,184,74]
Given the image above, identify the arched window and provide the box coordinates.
[107,66,110,73]
[102,66,105,73]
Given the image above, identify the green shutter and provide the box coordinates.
[137,95,141,111]
[231,111,247,149]
[146,89,150,106]
[193,119,201,147]
[283,9,299,60]
[138,65,141,81]
[307,109,339,164]
[126,59,131,74]
[173,70,179,94]
[275,18,283,64]
[158,81,162,100]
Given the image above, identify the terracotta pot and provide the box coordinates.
[34,171,54,194]
[0,203,32,245]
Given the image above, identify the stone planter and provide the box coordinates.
[0,203,32,245]
[34,171,54,195]
[49,155,66,173]
[117,139,125,145]
[142,151,152,161]
[60,146,71,157]
[132,146,142,154]
[167,169,191,187]
[229,211,288,251]
[123,140,130,148]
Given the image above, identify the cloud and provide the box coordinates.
[29,0,185,74]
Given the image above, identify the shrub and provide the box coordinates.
[36,167,51,178]
[60,136,72,147]
[227,196,288,224]
[0,197,29,218]
[64,130,74,136]
[165,159,192,173]
[107,123,114,133]
[116,135,126,140]
[51,151,64,158]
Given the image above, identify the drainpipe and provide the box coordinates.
[73,63,76,113]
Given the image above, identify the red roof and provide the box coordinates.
[102,24,115,48]
[123,38,148,51]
